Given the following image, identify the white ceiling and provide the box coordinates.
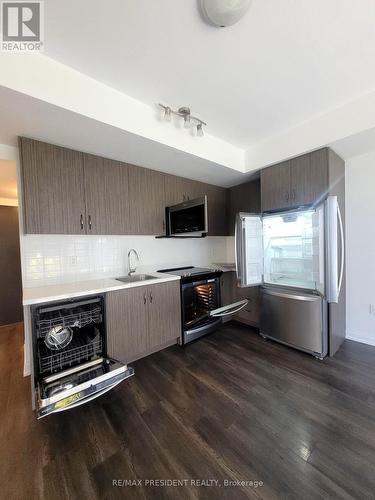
[0,86,253,187]
[44,0,375,148]
[0,159,17,200]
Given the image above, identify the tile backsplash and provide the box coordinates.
[21,235,233,287]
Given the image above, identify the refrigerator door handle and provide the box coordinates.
[234,216,239,280]
[337,202,345,298]
[326,196,344,303]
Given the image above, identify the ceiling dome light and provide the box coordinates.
[200,0,252,27]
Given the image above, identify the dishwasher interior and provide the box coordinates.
[31,295,134,418]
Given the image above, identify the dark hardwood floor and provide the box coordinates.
[2,322,375,499]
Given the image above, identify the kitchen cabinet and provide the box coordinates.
[260,149,330,212]
[220,271,260,327]
[227,179,261,235]
[261,160,291,212]
[146,281,181,345]
[19,137,235,237]
[164,174,205,206]
[127,164,166,235]
[19,137,86,234]
[234,281,260,327]
[83,154,130,234]
[106,280,181,363]
[204,184,228,236]
[290,150,328,207]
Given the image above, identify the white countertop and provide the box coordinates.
[23,272,180,306]
[212,262,236,272]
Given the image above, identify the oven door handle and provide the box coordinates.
[210,299,249,317]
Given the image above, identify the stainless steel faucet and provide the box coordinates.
[127,249,139,276]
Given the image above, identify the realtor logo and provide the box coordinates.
[1,1,44,51]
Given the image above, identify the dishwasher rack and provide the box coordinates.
[38,333,103,374]
[35,298,102,339]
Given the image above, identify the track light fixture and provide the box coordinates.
[158,104,207,137]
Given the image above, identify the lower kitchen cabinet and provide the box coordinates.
[221,271,260,327]
[106,281,181,363]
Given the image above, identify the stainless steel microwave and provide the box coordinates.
[167,196,208,236]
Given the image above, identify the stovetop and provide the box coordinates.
[158,266,222,280]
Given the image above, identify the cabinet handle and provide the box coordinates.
[80,214,84,230]
[88,215,92,230]
[286,192,289,202]
[149,292,153,303]
[143,293,147,305]
[293,189,296,201]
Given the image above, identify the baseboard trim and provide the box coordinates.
[346,334,375,347]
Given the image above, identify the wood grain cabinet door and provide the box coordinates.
[19,137,86,234]
[164,174,206,206]
[83,154,130,234]
[128,165,166,235]
[146,281,181,346]
[234,281,260,327]
[205,184,228,236]
[261,161,291,212]
[227,180,261,235]
[106,287,149,364]
[290,150,328,207]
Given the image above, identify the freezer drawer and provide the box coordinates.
[260,288,327,357]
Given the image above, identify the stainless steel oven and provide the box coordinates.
[159,267,248,344]
[31,295,134,418]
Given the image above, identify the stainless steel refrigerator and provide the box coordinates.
[235,196,345,359]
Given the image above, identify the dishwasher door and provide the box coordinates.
[37,357,134,418]
[260,287,327,358]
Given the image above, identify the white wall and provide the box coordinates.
[21,234,230,287]
[346,152,375,346]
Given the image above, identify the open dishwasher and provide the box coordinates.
[31,295,134,418]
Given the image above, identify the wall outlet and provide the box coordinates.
[369,304,375,315]
[69,256,78,265]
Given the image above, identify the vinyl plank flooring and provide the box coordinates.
[2,322,375,499]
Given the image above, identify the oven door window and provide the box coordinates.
[182,281,219,329]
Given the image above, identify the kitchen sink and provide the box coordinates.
[115,274,156,284]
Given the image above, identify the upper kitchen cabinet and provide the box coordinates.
[227,179,261,235]
[260,149,330,212]
[290,150,328,207]
[128,164,166,235]
[204,184,228,236]
[83,154,130,235]
[19,137,86,234]
[260,160,291,212]
[164,174,206,206]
